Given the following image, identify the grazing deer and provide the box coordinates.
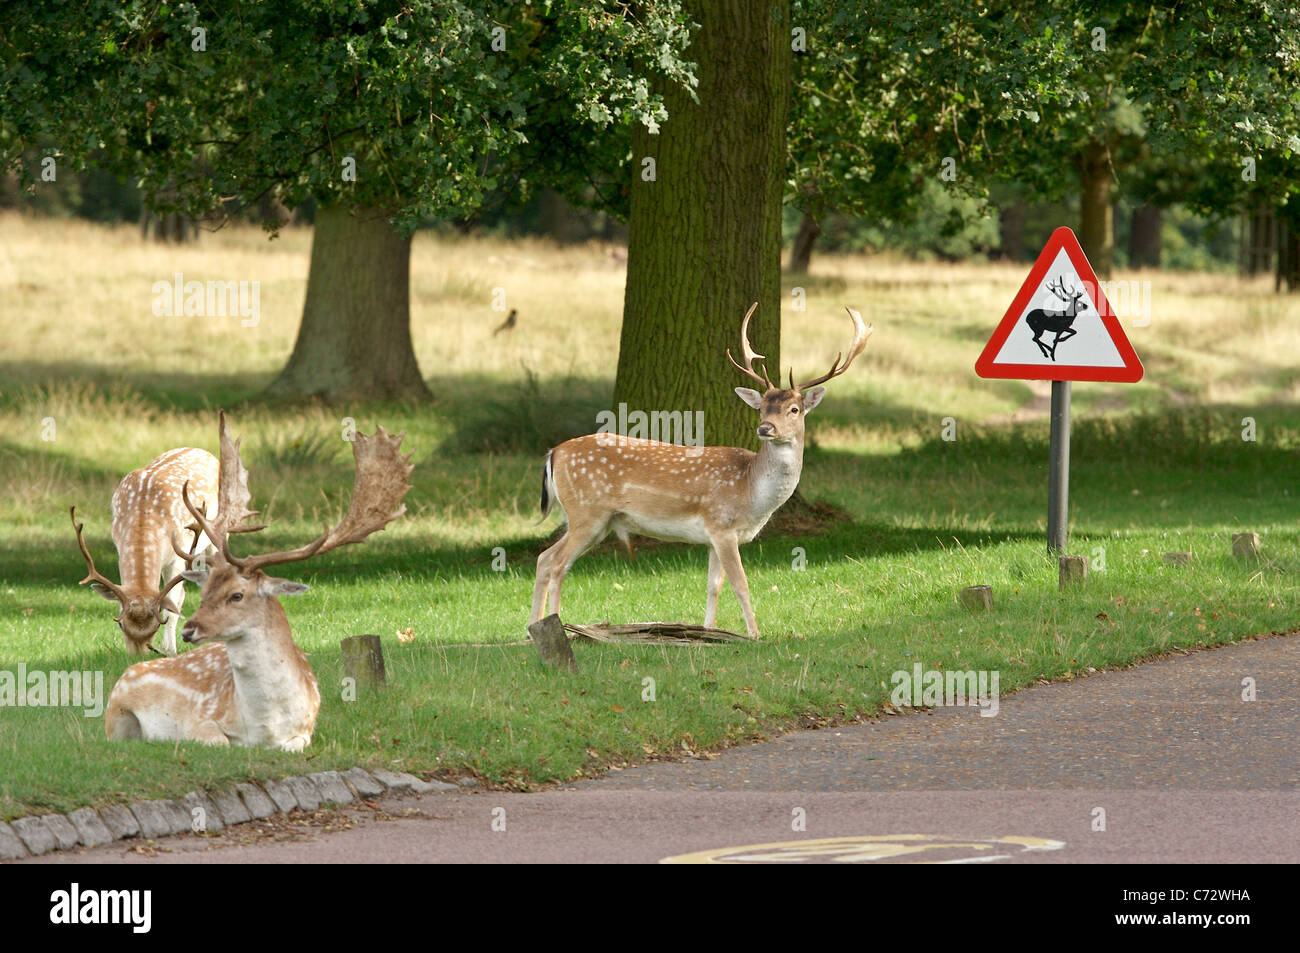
[72,448,220,655]
[1026,276,1089,360]
[104,411,413,751]
[531,302,871,639]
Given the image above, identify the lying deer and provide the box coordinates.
[72,447,220,655]
[531,302,871,639]
[104,411,413,751]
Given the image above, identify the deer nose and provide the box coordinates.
[181,623,197,643]
[756,422,775,438]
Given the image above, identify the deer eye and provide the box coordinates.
[229,592,243,603]
[790,406,800,414]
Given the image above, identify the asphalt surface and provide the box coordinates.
[20,633,1299,864]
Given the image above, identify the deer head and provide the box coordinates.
[179,560,310,647]
[1046,276,1088,314]
[727,301,873,445]
[71,508,196,654]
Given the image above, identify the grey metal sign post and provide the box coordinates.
[1047,380,1070,553]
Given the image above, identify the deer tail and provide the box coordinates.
[539,450,556,519]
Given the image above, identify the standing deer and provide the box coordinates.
[531,302,871,640]
[103,411,413,751]
[1025,276,1089,360]
[72,447,220,655]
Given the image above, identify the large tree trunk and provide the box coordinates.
[266,204,429,402]
[1078,141,1115,279]
[1278,214,1300,292]
[1129,204,1161,267]
[614,0,791,452]
[1240,202,1276,277]
[997,198,1025,261]
[141,208,196,242]
[789,210,821,274]
[537,189,575,243]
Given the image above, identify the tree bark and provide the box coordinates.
[789,210,821,274]
[1278,214,1300,292]
[266,204,429,402]
[1128,204,1161,268]
[141,208,196,242]
[537,189,574,243]
[997,199,1025,261]
[1078,141,1115,279]
[614,0,791,451]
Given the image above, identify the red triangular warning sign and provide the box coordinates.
[976,227,1143,382]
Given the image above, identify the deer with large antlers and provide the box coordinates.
[531,302,871,640]
[104,411,413,751]
[1025,275,1089,360]
[72,448,220,655]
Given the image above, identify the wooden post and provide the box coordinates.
[341,634,387,688]
[528,613,577,672]
[1232,532,1261,559]
[1058,555,1088,590]
[959,586,994,611]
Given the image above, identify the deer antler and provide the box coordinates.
[726,302,774,390]
[157,522,209,613]
[213,409,263,540]
[795,306,874,391]
[180,410,267,559]
[187,414,414,574]
[70,506,127,604]
[1048,276,1083,301]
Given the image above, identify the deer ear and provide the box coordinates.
[181,570,209,585]
[735,387,764,410]
[802,387,827,412]
[259,576,310,597]
[88,581,120,602]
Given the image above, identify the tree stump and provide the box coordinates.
[341,634,387,688]
[959,586,994,611]
[1163,551,1192,566]
[1058,555,1088,590]
[1232,532,1261,559]
[528,614,577,672]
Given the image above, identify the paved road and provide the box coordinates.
[22,633,1299,864]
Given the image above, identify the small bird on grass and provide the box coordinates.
[492,308,518,335]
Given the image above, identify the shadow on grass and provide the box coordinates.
[0,517,1043,596]
[0,360,275,413]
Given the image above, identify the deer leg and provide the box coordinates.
[532,515,610,624]
[104,703,141,740]
[191,720,231,746]
[704,546,724,627]
[531,541,561,623]
[712,533,760,639]
[158,553,185,656]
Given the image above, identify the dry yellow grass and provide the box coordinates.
[0,210,1295,430]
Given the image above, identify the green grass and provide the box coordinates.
[0,214,1298,819]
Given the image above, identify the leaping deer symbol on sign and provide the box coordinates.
[1025,276,1088,361]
